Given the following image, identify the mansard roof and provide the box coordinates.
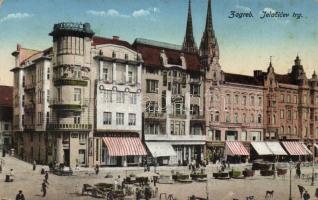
[224,72,263,86]
[274,73,297,85]
[133,38,202,72]
[92,36,134,50]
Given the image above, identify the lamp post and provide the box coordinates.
[289,160,293,200]
[311,145,315,186]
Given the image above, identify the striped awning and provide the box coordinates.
[266,142,288,155]
[251,142,272,155]
[225,141,249,156]
[282,142,311,156]
[102,137,147,156]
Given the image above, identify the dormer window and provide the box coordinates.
[125,54,128,60]
[112,51,116,58]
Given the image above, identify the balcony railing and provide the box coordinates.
[24,124,35,130]
[47,123,92,131]
[53,78,88,86]
[169,113,187,119]
[144,112,166,118]
[190,115,205,120]
[49,98,89,110]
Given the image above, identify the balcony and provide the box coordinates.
[169,113,187,119]
[24,103,35,113]
[144,112,166,118]
[24,83,36,92]
[49,99,89,111]
[24,124,35,130]
[47,123,92,131]
[53,78,88,86]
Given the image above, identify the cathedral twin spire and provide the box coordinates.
[182,0,198,53]
[182,0,219,61]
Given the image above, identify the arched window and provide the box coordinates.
[272,114,276,125]
[234,113,238,123]
[215,111,219,122]
[251,114,254,123]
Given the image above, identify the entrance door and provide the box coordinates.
[63,149,70,166]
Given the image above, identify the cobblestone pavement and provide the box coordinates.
[1,156,318,200]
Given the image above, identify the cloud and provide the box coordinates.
[0,12,32,22]
[235,5,251,12]
[87,7,159,19]
[87,9,129,18]
[132,9,150,17]
[260,7,276,14]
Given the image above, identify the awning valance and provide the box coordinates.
[146,142,177,157]
[102,137,147,156]
[251,142,272,155]
[225,141,249,156]
[266,142,288,155]
[282,142,311,156]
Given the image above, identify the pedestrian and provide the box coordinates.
[16,190,25,200]
[296,162,301,179]
[227,160,230,169]
[33,160,36,171]
[153,176,157,187]
[9,168,15,182]
[95,164,99,175]
[41,180,47,197]
[114,175,120,190]
[144,186,152,200]
[44,171,49,184]
[136,188,142,200]
[303,190,310,200]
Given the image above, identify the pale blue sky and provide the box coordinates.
[1,0,318,85]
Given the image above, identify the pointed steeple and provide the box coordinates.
[267,56,274,73]
[182,0,198,53]
[199,0,219,60]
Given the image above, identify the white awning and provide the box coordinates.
[314,144,318,150]
[301,143,312,155]
[146,142,177,157]
[266,142,288,155]
[251,142,272,155]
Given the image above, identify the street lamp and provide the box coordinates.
[311,146,315,186]
[289,160,293,200]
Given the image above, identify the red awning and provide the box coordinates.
[102,137,147,156]
[282,142,310,155]
[225,141,249,156]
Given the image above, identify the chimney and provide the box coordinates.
[112,36,119,40]
[254,70,262,78]
[17,44,21,51]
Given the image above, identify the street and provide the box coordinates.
[1,156,318,200]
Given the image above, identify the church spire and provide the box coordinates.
[199,0,219,61]
[182,0,198,53]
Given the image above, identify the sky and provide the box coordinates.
[1,0,318,86]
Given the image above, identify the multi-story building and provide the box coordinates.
[203,0,265,162]
[261,56,318,147]
[92,36,146,167]
[0,85,13,153]
[133,0,205,166]
[11,46,51,163]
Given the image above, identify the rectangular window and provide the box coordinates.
[22,95,25,107]
[46,112,49,124]
[104,90,112,103]
[116,113,124,125]
[57,87,61,102]
[163,71,167,86]
[103,112,111,125]
[190,84,200,96]
[22,76,25,87]
[22,114,24,126]
[304,95,307,104]
[146,79,158,93]
[280,110,284,119]
[226,112,230,123]
[74,88,81,102]
[130,93,137,104]
[128,71,133,83]
[4,123,9,130]
[74,116,80,124]
[251,96,255,106]
[146,101,158,113]
[294,95,297,103]
[128,113,136,126]
[280,94,284,102]
[47,67,50,80]
[235,95,239,104]
[116,91,125,103]
[258,97,262,106]
[242,96,246,106]
[73,67,81,79]
[47,90,50,103]
[103,67,108,81]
